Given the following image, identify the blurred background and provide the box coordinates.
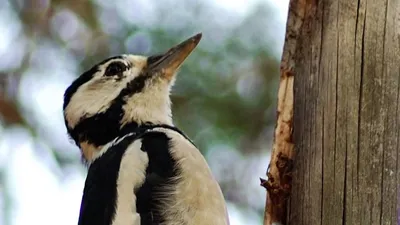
[0,0,288,224]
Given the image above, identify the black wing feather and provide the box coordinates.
[78,135,138,225]
[78,127,184,225]
[136,131,180,225]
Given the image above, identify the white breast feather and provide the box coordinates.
[152,128,230,225]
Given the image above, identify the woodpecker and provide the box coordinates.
[63,33,229,225]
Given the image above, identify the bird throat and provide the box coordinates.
[77,122,190,162]
[80,141,101,162]
[75,121,150,162]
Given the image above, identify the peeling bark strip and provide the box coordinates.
[262,0,310,224]
[262,153,294,225]
[265,0,400,224]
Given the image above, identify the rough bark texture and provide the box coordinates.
[262,0,307,224]
[287,0,400,224]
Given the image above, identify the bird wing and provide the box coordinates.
[77,126,223,225]
[78,134,146,225]
[148,127,230,225]
[135,131,179,225]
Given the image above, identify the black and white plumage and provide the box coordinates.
[62,33,229,225]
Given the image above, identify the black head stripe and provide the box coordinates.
[63,66,99,110]
[118,73,148,97]
[97,55,124,67]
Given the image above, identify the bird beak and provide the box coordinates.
[147,33,202,80]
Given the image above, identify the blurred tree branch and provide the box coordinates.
[0,72,24,125]
[0,97,24,125]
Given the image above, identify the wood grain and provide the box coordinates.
[279,0,400,224]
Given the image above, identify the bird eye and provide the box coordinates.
[104,61,127,76]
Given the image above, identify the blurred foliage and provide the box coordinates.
[0,0,283,224]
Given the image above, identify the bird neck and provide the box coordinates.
[67,95,173,162]
[77,120,176,162]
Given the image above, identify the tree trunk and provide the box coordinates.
[264,0,400,224]
[287,0,400,224]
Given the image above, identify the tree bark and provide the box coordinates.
[264,0,400,224]
[262,0,307,223]
[284,0,400,224]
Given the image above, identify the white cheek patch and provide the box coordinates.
[64,78,129,128]
[64,62,145,129]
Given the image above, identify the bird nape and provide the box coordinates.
[62,33,230,225]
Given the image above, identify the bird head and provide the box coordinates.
[63,33,202,161]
